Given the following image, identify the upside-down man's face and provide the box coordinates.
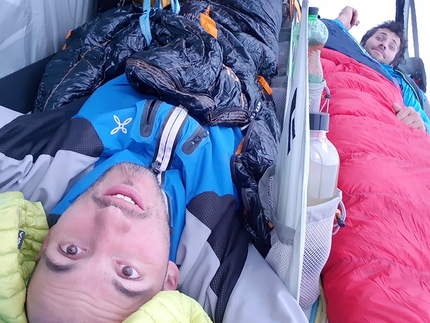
[363,28,401,65]
[27,163,179,323]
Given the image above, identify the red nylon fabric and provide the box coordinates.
[321,48,430,323]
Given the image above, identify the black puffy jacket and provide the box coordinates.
[34,4,146,112]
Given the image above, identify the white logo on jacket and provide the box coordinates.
[110,115,132,135]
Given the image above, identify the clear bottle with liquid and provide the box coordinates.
[308,7,328,83]
[307,112,339,206]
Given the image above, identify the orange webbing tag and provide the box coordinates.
[62,30,72,50]
[258,75,273,95]
[152,0,171,7]
[200,5,218,39]
[235,138,245,155]
[290,0,302,21]
[138,0,170,7]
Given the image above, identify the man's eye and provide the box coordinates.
[60,244,84,255]
[120,265,139,279]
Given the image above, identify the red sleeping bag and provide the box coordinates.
[321,48,430,322]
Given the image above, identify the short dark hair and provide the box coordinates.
[360,20,408,67]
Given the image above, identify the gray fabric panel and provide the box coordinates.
[176,210,219,319]
[177,206,307,322]
[0,106,22,128]
[0,151,97,213]
[222,244,308,323]
[186,191,249,322]
[0,153,36,193]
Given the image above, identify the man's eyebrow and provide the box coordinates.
[112,279,151,299]
[43,253,75,273]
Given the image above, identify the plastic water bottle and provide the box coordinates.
[307,112,339,206]
[308,7,328,83]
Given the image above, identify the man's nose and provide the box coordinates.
[379,42,386,50]
[94,206,132,236]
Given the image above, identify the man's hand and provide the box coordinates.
[336,6,360,30]
[392,102,426,131]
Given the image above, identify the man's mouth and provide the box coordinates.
[103,184,145,211]
[94,189,148,219]
[373,48,384,57]
[110,193,136,205]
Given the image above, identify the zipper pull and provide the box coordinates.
[151,160,161,175]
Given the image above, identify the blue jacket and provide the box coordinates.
[48,73,244,262]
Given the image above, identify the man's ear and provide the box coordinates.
[163,261,179,290]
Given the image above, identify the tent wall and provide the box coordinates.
[0,0,96,79]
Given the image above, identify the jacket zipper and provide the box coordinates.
[151,105,188,174]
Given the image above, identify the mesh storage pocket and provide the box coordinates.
[261,165,296,281]
[299,190,341,310]
[259,166,342,311]
[265,226,295,283]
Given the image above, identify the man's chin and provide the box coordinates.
[371,50,385,62]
